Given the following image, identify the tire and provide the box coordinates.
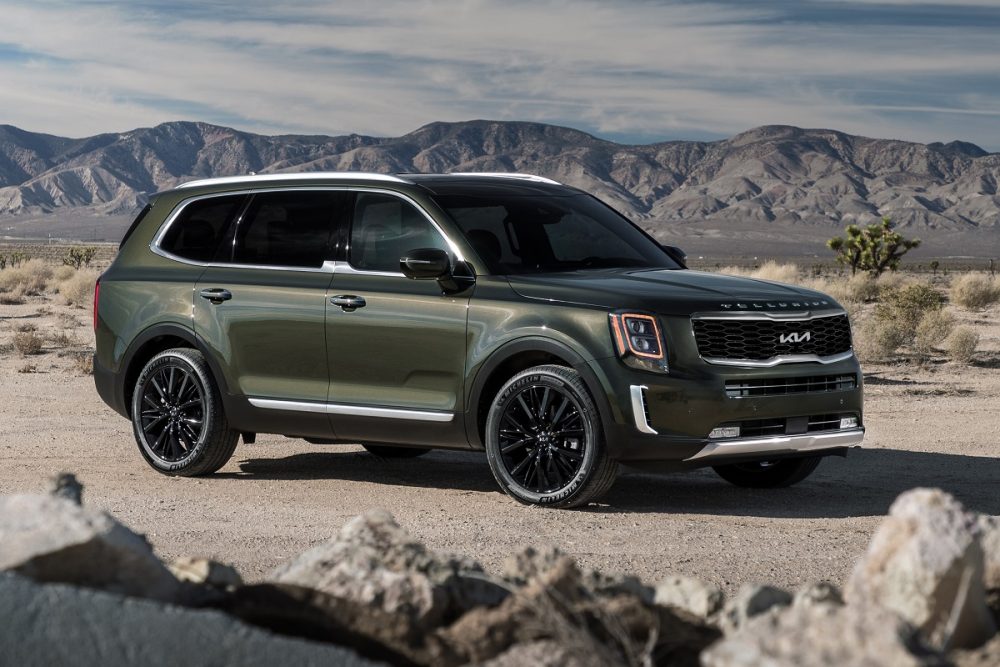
[484,364,618,509]
[130,347,239,476]
[712,456,821,488]
[362,444,431,458]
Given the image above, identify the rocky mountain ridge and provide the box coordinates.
[1,120,998,231]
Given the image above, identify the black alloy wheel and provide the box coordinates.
[485,365,618,508]
[131,348,239,475]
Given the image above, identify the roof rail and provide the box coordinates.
[447,172,562,185]
[176,172,412,190]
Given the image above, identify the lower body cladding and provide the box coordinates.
[592,355,865,472]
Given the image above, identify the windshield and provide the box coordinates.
[432,192,679,275]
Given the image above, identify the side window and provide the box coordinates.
[232,191,347,268]
[349,193,449,272]
[159,195,246,262]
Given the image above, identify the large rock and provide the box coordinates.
[654,573,724,619]
[269,509,507,631]
[0,492,180,601]
[977,515,1000,591]
[0,573,382,667]
[793,581,844,609]
[719,584,792,633]
[846,488,997,649]
[702,601,947,667]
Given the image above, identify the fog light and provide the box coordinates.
[839,416,858,429]
[709,426,740,439]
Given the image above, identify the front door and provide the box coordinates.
[325,191,471,447]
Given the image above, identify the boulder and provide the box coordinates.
[0,492,179,601]
[793,581,844,608]
[719,584,792,633]
[702,601,947,667]
[0,573,382,667]
[169,556,242,589]
[977,514,1000,591]
[845,488,996,649]
[654,573,724,619]
[269,509,507,631]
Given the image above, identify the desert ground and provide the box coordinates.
[1,257,998,597]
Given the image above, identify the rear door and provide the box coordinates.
[194,189,350,437]
[324,191,471,447]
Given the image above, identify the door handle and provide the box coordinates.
[331,295,366,311]
[199,288,232,304]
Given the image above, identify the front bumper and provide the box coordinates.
[589,352,864,468]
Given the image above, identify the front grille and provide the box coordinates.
[713,413,857,439]
[693,314,851,362]
[725,374,857,398]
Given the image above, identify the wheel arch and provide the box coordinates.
[119,323,232,418]
[465,337,614,450]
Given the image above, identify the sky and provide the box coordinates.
[1,0,999,150]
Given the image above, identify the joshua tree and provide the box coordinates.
[827,217,920,277]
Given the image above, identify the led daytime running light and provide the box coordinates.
[612,313,664,360]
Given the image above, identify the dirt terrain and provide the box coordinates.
[1,285,998,596]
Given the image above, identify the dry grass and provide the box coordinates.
[0,284,27,305]
[49,330,79,348]
[0,259,53,296]
[914,309,955,356]
[719,261,800,284]
[52,265,76,282]
[59,269,99,308]
[17,363,38,374]
[949,273,1000,311]
[947,327,980,363]
[69,351,93,375]
[13,330,44,356]
[853,316,909,363]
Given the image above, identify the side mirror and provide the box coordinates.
[661,244,688,268]
[400,248,451,280]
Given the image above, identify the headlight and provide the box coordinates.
[609,312,668,373]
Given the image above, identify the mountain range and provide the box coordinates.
[1,120,998,235]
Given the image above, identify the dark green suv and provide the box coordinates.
[94,172,864,508]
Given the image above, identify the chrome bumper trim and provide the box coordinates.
[702,351,855,368]
[685,428,864,462]
[629,385,657,434]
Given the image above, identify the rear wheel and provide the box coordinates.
[362,444,431,458]
[712,456,821,488]
[484,365,617,508]
[130,348,239,476]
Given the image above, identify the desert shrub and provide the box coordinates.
[13,330,44,355]
[0,259,53,296]
[913,309,955,356]
[60,269,99,308]
[0,285,26,305]
[749,261,800,284]
[852,316,909,363]
[53,265,76,282]
[49,330,78,348]
[875,282,944,333]
[56,312,81,328]
[946,327,979,363]
[17,363,38,374]
[69,351,93,375]
[811,273,878,305]
[949,273,1000,310]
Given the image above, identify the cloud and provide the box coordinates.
[0,0,997,149]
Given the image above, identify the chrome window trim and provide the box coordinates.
[685,428,864,462]
[149,186,465,275]
[346,189,466,273]
[248,398,454,422]
[176,172,413,190]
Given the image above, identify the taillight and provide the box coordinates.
[609,312,668,373]
[93,277,101,331]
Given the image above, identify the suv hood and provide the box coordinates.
[507,269,839,315]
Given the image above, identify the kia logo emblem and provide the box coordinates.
[779,332,811,344]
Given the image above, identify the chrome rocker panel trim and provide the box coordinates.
[248,398,454,422]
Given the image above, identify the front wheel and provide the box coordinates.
[712,456,821,488]
[131,347,239,476]
[484,365,618,508]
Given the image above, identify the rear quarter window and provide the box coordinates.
[158,195,248,262]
